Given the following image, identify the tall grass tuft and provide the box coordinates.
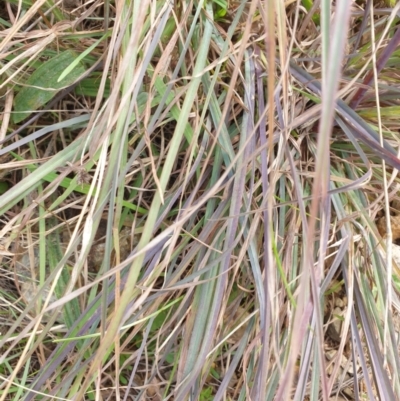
[1,1,400,400]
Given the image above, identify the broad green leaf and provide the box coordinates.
[57,34,107,82]
[13,50,86,123]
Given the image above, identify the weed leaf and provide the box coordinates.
[13,50,86,123]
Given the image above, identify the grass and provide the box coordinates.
[1,0,400,400]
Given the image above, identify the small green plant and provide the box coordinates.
[211,0,228,20]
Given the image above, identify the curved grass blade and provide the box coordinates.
[288,60,400,171]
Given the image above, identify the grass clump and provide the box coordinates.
[1,0,400,400]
